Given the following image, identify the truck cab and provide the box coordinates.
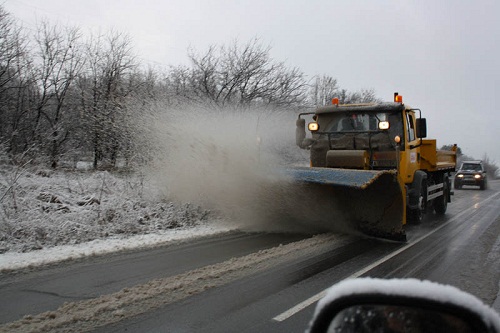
[296,93,456,226]
[297,96,426,185]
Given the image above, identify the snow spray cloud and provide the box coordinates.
[140,103,353,234]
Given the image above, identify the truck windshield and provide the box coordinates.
[322,112,401,134]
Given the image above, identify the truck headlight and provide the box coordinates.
[457,174,464,178]
[474,174,482,179]
[308,122,319,132]
[379,121,390,130]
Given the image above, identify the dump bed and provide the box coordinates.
[419,139,456,172]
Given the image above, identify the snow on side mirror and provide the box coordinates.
[307,278,500,333]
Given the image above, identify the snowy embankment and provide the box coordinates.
[0,108,308,272]
[0,166,232,272]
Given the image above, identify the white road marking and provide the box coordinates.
[272,192,500,322]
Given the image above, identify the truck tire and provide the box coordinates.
[434,176,449,215]
[408,179,427,224]
[454,179,461,189]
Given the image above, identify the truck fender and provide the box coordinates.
[408,170,427,210]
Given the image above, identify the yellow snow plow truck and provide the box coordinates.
[293,93,456,241]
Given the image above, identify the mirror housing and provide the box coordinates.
[308,278,500,333]
[416,118,427,138]
[296,118,306,147]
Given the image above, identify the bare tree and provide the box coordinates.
[169,39,307,108]
[0,5,32,156]
[30,21,85,168]
[309,75,339,106]
[481,153,498,178]
[1,5,390,169]
[78,30,138,169]
[0,6,26,94]
[307,74,381,107]
[337,88,380,104]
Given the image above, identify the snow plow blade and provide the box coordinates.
[282,167,405,241]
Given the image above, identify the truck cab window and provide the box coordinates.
[406,113,416,141]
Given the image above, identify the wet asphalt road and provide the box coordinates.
[99,181,500,332]
[0,180,499,332]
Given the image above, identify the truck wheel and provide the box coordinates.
[434,176,449,215]
[454,180,461,189]
[480,181,486,190]
[408,181,427,224]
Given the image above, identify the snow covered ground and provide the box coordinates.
[0,165,233,272]
[0,108,310,273]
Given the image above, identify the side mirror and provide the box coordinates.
[416,118,427,138]
[308,278,500,333]
[296,118,306,147]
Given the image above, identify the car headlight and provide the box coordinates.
[474,174,482,179]
[457,174,464,178]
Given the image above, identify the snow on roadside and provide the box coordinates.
[0,222,231,272]
[0,107,307,272]
[0,166,233,271]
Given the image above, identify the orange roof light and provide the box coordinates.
[394,92,403,103]
[332,98,339,106]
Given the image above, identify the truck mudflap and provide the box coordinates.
[281,167,406,241]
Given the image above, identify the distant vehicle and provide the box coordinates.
[308,278,500,333]
[454,160,487,190]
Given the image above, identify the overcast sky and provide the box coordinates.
[3,0,500,165]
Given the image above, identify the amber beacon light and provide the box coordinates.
[394,92,403,103]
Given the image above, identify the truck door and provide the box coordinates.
[404,111,421,182]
